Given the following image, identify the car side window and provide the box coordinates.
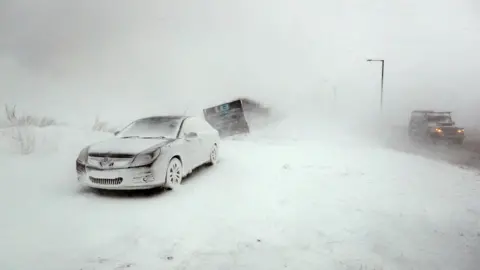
[179,118,212,137]
[198,119,213,132]
[179,119,194,137]
[412,117,422,124]
[189,118,205,132]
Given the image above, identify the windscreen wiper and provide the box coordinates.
[141,136,169,139]
[120,136,168,139]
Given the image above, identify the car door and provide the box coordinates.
[179,118,203,169]
[203,118,218,143]
[410,116,423,136]
[189,117,213,163]
[195,117,217,161]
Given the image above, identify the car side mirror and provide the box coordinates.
[185,132,198,140]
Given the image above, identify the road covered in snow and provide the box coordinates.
[378,125,480,170]
[1,118,480,270]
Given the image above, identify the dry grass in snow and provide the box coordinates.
[4,105,57,127]
[92,116,119,133]
[2,105,58,154]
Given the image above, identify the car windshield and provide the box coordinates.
[427,115,452,123]
[117,117,181,139]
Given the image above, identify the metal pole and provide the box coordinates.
[380,60,384,112]
[367,59,385,112]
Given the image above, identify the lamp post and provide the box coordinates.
[366,59,385,111]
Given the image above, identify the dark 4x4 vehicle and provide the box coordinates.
[408,110,465,144]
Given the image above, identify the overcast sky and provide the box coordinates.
[1,0,479,125]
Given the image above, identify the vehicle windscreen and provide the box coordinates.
[427,115,452,123]
[117,117,181,138]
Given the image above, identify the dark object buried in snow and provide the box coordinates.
[239,97,271,116]
[203,99,252,137]
[203,98,273,138]
[408,110,465,144]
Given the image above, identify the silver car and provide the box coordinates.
[76,115,220,190]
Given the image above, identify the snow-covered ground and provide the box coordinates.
[1,122,480,270]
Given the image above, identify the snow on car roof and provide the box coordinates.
[137,115,189,121]
[411,110,452,115]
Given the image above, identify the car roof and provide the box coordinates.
[411,110,434,113]
[136,115,190,121]
[429,111,452,114]
[411,110,452,115]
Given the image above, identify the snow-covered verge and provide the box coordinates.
[0,126,112,156]
[1,124,480,270]
[0,104,123,156]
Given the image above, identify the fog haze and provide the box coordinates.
[1,0,479,125]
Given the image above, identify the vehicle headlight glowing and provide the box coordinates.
[77,147,89,163]
[457,129,464,133]
[130,149,161,167]
[435,128,443,133]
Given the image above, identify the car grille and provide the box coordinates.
[441,128,459,136]
[89,176,123,185]
[88,153,135,158]
[76,160,86,173]
[87,156,132,170]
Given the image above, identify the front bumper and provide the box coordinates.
[76,162,165,190]
[429,132,465,141]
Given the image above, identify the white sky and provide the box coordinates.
[1,0,479,126]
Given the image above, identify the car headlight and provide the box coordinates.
[435,128,443,133]
[77,147,89,164]
[457,129,464,133]
[130,149,161,167]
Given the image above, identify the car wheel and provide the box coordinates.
[208,144,218,165]
[165,157,183,190]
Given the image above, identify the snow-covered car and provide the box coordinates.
[76,115,220,190]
